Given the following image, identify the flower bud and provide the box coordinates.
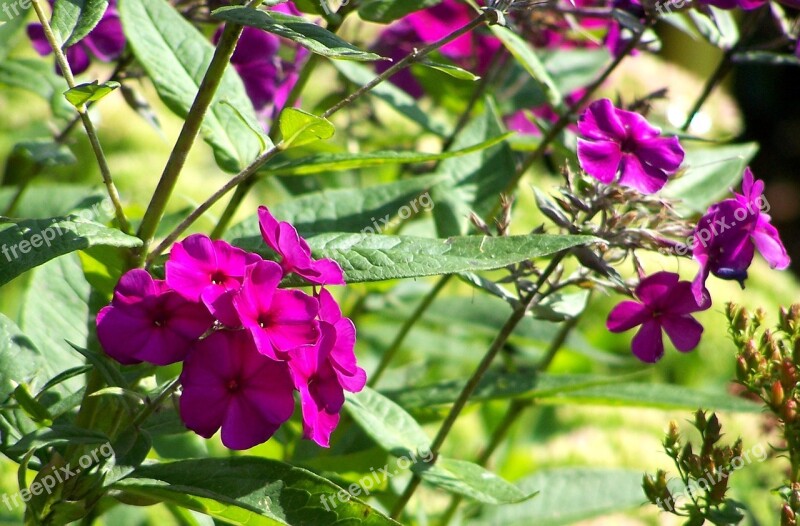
[783,504,796,526]
[773,381,786,408]
[784,400,798,423]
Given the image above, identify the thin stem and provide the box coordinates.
[30,0,130,234]
[149,11,492,260]
[368,275,452,387]
[439,312,585,524]
[133,3,261,267]
[390,252,568,519]
[131,378,181,429]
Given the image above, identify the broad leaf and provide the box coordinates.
[0,59,74,119]
[476,468,645,526]
[0,314,44,402]
[345,387,431,457]
[0,215,141,287]
[263,134,511,176]
[431,99,515,236]
[19,255,91,393]
[537,382,762,412]
[7,426,109,456]
[664,142,758,214]
[333,61,449,135]
[64,80,120,108]
[492,26,561,106]
[419,457,534,505]
[114,457,399,525]
[278,108,335,148]
[0,185,104,216]
[51,0,109,47]
[119,0,270,172]
[357,0,443,23]
[227,175,442,240]
[213,6,382,61]
[234,232,596,283]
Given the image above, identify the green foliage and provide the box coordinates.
[51,0,110,48]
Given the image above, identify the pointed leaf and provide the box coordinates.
[51,0,110,47]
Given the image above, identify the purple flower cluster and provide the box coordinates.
[96,207,364,449]
[28,0,125,75]
[577,100,790,363]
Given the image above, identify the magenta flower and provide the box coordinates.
[166,234,261,327]
[287,290,365,447]
[258,206,344,285]
[372,0,500,98]
[28,0,125,75]
[577,99,684,194]
[699,0,800,9]
[179,330,295,450]
[233,260,320,360]
[691,169,790,302]
[96,270,214,366]
[607,271,709,363]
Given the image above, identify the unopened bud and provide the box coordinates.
[773,381,787,408]
[783,504,796,526]
[785,400,798,423]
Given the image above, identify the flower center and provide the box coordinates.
[258,315,270,329]
[619,135,637,154]
[210,271,227,285]
[227,379,240,392]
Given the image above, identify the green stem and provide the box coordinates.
[133,3,262,267]
[131,378,181,430]
[390,252,568,519]
[439,312,585,524]
[149,11,491,260]
[30,0,130,234]
[368,275,452,388]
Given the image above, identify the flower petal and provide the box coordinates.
[606,300,650,333]
[578,99,626,141]
[630,319,665,363]
[635,136,684,173]
[618,153,669,194]
[577,139,622,184]
[661,315,703,352]
[752,219,790,270]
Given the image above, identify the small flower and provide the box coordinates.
[691,168,790,302]
[28,0,125,75]
[166,234,261,326]
[233,260,320,360]
[96,270,214,365]
[287,289,365,447]
[258,206,344,285]
[577,99,684,194]
[607,271,709,363]
[179,330,295,450]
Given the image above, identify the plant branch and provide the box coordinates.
[390,251,569,519]
[148,11,492,260]
[30,0,130,234]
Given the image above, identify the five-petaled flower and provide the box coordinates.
[607,272,709,363]
[577,99,684,194]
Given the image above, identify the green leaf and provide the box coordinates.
[0,6,29,60]
[476,468,645,526]
[537,382,762,412]
[114,457,400,526]
[431,99,515,236]
[1,141,77,187]
[212,6,382,61]
[0,315,45,403]
[19,255,95,394]
[333,61,449,135]
[345,387,432,457]
[686,7,738,50]
[383,370,628,412]
[119,0,271,172]
[345,389,529,504]
[64,80,120,107]
[358,0,442,23]
[227,175,442,240]
[235,232,596,283]
[0,59,74,120]
[51,0,109,47]
[419,61,481,81]
[0,185,104,216]
[664,142,759,214]
[419,457,534,505]
[7,426,109,456]
[0,215,141,288]
[731,51,800,67]
[264,134,511,176]
[278,108,335,148]
[491,25,562,107]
